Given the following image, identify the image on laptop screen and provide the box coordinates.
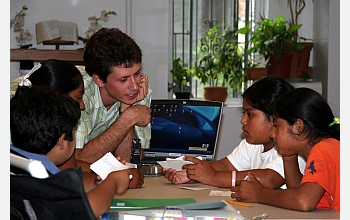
[142,99,223,164]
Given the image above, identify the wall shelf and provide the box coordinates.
[10,49,84,65]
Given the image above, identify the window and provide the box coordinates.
[172,0,255,99]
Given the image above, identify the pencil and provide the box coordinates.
[224,200,252,207]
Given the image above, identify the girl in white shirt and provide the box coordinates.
[162,77,306,189]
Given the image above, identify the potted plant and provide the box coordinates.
[287,0,314,78]
[78,10,117,48]
[191,22,246,102]
[169,57,191,99]
[10,5,35,76]
[247,15,304,78]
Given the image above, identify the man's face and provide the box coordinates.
[99,64,143,106]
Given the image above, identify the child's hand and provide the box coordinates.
[115,156,126,165]
[128,168,144,188]
[94,175,103,185]
[162,168,190,184]
[182,156,214,185]
[231,172,264,202]
[106,169,132,195]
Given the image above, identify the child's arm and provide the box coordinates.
[231,172,325,212]
[182,157,284,189]
[128,168,144,188]
[282,155,303,187]
[82,172,102,192]
[86,169,131,218]
[182,157,234,187]
[58,150,92,172]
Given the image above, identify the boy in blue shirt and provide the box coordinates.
[10,86,133,218]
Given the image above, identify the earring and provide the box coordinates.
[297,125,301,135]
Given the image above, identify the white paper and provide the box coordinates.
[157,156,202,171]
[177,184,217,191]
[90,152,136,180]
[209,190,232,197]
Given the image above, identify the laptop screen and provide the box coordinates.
[142,99,223,163]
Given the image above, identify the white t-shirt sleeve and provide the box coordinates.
[226,139,283,175]
[265,154,306,178]
[226,139,307,190]
[264,153,284,177]
[226,139,259,171]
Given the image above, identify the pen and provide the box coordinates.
[224,200,252,207]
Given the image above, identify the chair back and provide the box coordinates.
[10,154,96,220]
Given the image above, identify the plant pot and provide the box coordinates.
[203,87,228,103]
[174,92,191,99]
[265,54,292,78]
[246,68,267,81]
[289,42,313,78]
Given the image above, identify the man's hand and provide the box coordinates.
[123,105,151,127]
[138,73,149,101]
[161,168,190,184]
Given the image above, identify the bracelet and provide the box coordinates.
[232,171,236,186]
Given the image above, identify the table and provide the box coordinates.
[114,176,340,220]
[10,48,84,64]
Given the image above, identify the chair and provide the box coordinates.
[10,153,96,220]
[10,153,49,178]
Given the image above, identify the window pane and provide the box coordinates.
[172,0,253,98]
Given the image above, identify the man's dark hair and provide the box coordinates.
[83,27,142,82]
[10,86,81,154]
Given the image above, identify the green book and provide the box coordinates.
[110,198,196,210]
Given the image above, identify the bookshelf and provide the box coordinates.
[10,49,84,64]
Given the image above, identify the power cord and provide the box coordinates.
[161,206,197,220]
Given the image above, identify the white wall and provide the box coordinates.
[10,0,170,99]
[10,0,125,79]
[215,106,244,160]
[326,0,340,116]
[129,2,170,99]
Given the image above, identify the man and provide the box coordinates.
[75,28,152,163]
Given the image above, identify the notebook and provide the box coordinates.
[142,99,223,166]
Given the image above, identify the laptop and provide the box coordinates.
[141,99,223,173]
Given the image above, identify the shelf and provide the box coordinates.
[10,49,84,64]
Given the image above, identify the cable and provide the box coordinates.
[161,206,197,220]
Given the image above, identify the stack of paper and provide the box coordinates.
[90,152,136,180]
[157,156,202,171]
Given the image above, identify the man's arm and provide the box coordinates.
[75,105,151,163]
[113,127,137,162]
